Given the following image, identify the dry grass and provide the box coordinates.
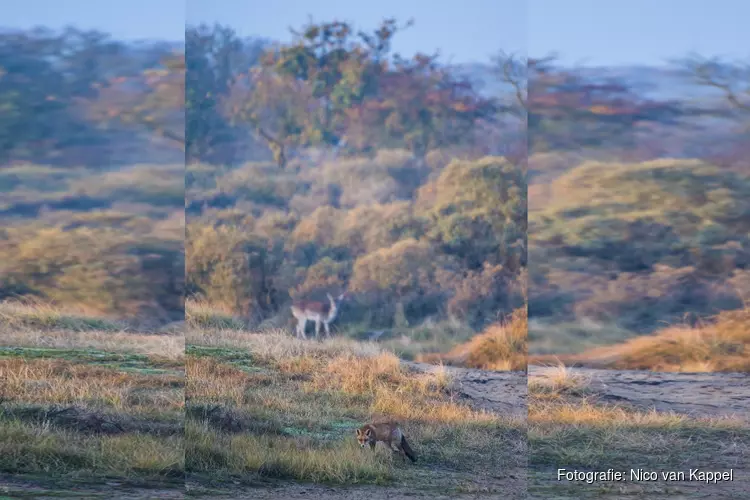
[0,329,183,360]
[186,296,246,330]
[0,419,183,478]
[185,299,493,363]
[528,318,634,355]
[417,307,527,371]
[186,331,521,490]
[0,299,124,332]
[186,356,253,406]
[531,307,750,372]
[0,303,185,485]
[0,353,184,483]
[532,398,746,428]
[187,326,384,359]
[0,358,184,411]
[528,370,750,498]
[186,337,494,425]
[527,364,592,398]
[0,299,184,360]
[187,420,392,484]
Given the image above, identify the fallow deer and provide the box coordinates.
[290,292,346,340]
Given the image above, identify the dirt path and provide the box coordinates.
[189,481,514,499]
[0,475,183,499]
[4,478,509,500]
[403,361,527,418]
[529,365,750,420]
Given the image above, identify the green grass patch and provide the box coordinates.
[0,307,124,332]
[0,347,182,376]
[0,419,184,479]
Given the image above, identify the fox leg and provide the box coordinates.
[387,442,405,461]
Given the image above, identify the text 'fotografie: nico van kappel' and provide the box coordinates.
[558,469,734,484]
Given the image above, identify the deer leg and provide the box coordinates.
[324,321,331,338]
[297,319,307,340]
[314,320,321,340]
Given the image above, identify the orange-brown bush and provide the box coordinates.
[187,153,526,332]
[531,306,750,372]
[418,307,527,371]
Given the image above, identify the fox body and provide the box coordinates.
[356,422,417,463]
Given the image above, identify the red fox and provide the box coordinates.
[356,422,417,463]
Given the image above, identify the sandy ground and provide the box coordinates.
[0,477,184,499]
[404,361,528,417]
[189,482,518,499]
[529,366,750,420]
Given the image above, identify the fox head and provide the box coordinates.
[356,427,373,447]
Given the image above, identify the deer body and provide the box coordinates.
[291,293,344,340]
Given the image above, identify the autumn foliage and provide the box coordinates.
[223,19,498,167]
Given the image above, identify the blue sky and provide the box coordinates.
[186,0,525,64]
[3,0,748,66]
[529,0,749,66]
[1,0,185,41]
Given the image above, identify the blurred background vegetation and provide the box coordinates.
[0,27,185,325]
[525,54,750,355]
[3,18,747,358]
[183,19,527,356]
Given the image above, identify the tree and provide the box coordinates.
[522,55,685,153]
[185,24,266,164]
[416,156,526,272]
[89,52,186,148]
[678,55,750,170]
[0,27,120,166]
[226,18,498,166]
[681,55,750,118]
[492,51,528,120]
[268,18,401,147]
[225,66,319,168]
[346,53,498,157]
[225,18,407,167]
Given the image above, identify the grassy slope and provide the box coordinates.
[531,307,750,372]
[528,156,750,360]
[0,163,184,321]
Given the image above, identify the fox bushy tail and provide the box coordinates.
[401,435,417,462]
